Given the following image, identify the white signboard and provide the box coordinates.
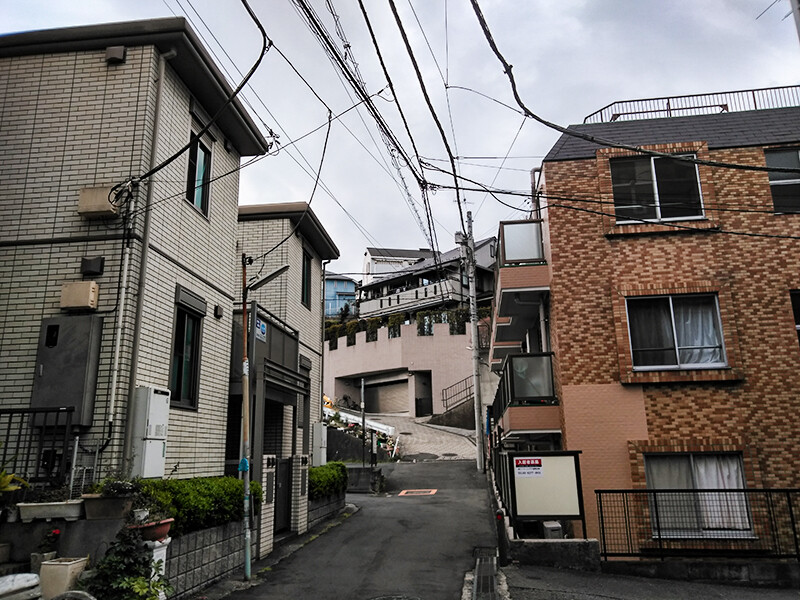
[511,453,583,519]
[514,457,544,478]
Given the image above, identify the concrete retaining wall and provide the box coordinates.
[308,492,345,530]
[601,560,800,589]
[509,539,601,571]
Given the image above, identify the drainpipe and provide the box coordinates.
[320,259,331,421]
[122,48,176,467]
[531,167,542,220]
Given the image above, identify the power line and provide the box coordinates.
[388,0,467,234]
[467,0,800,176]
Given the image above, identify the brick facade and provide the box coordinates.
[542,121,800,536]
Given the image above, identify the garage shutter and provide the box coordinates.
[365,381,407,413]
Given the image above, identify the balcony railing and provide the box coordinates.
[596,489,800,561]
[498,220,545,266]
[584,85,800,124]
[493,353,556,418]
[358,276,463,317]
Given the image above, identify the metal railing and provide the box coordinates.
[584,85,800,124]
[0,407,75,488]
[493,353,557,420]
[596,489,800,561]
[442,376,473,411]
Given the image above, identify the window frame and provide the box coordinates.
[625,293,727,371]
[186,131,212,216]
[301,250,312,309]
[765,148,800,214]
[791,290,800,350]
[169,286,207,410]
[610,154,705,224]
[644,452,752,539]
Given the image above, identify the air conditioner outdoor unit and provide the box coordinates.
[542,520,563,539]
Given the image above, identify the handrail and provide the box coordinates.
[584,85,800,124]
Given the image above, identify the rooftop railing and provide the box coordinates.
[584,85,800,124]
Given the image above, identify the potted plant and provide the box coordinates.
[30,527,61,573]
[82,477,138,520]
[81,526,173,600]
[17,486,84,523]
[127,490,174,542]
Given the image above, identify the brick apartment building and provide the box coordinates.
[489,87,800,548]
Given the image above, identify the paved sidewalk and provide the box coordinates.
[500,564,800,600]
[370,412,477,461]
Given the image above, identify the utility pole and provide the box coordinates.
[240,254,252,581]
[792,0,800,46]
[361,377,366,468]
[457,212,485,472]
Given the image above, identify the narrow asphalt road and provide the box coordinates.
[224,460,496,600]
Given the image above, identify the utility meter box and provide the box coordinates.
[312,422,327,466]
[130,385,170,478]
[60,281,99,310]
[30,315,103,427]
[77,186,119,218]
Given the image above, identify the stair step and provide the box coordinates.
[0,562,30,576]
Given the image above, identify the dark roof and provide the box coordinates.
[0,18,268,156]
[325,272,356,283]
[366,247,434,260]
[239,202,339,260]
[362,238,495,289]
[544,106,800,162]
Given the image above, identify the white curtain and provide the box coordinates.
[673,296,723,365]
[694,455,749,530]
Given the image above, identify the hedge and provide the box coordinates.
[138,476,263,536]
[308,461,348,501]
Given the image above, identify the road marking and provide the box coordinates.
[398,489,437,496]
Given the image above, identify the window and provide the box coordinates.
[170,286,206,409]
[186,134,211,215]
[766,149,800,213]
[791,291,800,349]
[626,294,726,370]
[610,155,703,223]
[645,453,749,536]
[301,251,312,308]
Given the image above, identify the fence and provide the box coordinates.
[596,489,800,561]
[0,407,75,488]
[442,376,473,411]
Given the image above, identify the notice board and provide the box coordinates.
[509,452,584,520]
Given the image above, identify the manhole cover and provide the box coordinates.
[402,452,438,461]
[442,452,457,457]
[400,431,413,435]
[370,597,422,600]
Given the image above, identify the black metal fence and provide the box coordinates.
[596,489,800,561]
[0,406,75,488]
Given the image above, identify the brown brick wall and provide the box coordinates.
[544,141,800,491]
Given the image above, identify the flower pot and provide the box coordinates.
[129,518,174,542]
[30,551,57,574]
[39,556,88,600]
[81,493,133,519]
[17,500,83,523]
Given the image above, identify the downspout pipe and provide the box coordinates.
[122,48,176,467]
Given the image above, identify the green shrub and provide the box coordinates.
[308,461,348,501]
[138,476,262,536]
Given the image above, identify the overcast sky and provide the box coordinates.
[2,1,799,278]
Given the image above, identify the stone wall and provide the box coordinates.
[307,492,345,530]
[165,521,257,599]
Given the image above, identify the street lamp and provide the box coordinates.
[240,257,289,580]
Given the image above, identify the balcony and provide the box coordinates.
[358,276,464,318]
[492,353,560,433]
[491,220,550,368]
